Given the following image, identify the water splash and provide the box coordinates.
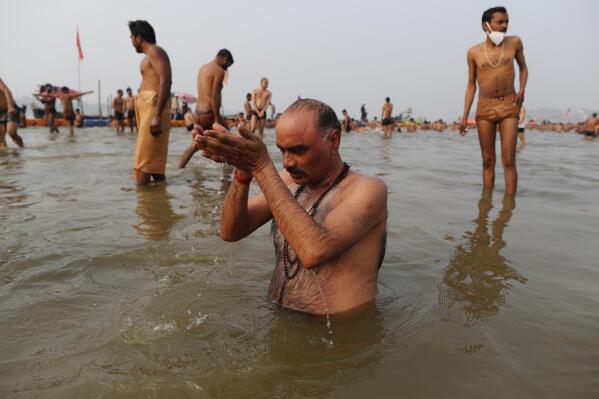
[309,269,334,344]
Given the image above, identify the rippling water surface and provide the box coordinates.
[1,127,598,398]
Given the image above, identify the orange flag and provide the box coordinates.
[76,25,84,61]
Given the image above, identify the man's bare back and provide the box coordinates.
[179,49,233,169]
[382,102,393,119]
[196,61,226,125]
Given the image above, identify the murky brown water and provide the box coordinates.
[1,127,598,398]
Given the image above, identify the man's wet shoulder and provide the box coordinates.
[345,172,387,196]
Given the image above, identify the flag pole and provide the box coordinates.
[77,25,84,114]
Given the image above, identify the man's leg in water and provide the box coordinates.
[477,119,497,190]
[135,169,152,185]
[499,118,519,195]
[7,122,24,147]
[0,123,6,147]
[258,119,265,138]
[179,115,213,168]
[250,114,257,133]
[50,114,59,133]
[151,174,165,182]
[68,120,74,135]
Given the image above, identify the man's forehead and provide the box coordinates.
[492,12,509,21]
[275,112,318,145]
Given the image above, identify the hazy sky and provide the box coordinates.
[2,0,598,120]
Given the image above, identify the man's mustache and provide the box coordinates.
[286,167,306,175]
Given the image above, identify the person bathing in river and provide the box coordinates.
[193,99,388,315]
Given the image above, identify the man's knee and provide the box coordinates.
[482,155,496,169]
[502,154,516,169]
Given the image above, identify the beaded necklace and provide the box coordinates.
[282,163,351,279]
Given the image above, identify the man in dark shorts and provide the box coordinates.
[244,93,254,121]
[459,6,528,195]
[0,78,25,148]
[57,86,92,135]
[252,77,272,138]
[341,109,351,133]
[34,84,60,134]
[179,49,234,168]
[381,97,394,138]
[112,89,125,133]
[582,113,598,140]
[125,87,136,133]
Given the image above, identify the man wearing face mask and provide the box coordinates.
[179,49,234,168]
[459,6,528,195]
[193,99,388,315]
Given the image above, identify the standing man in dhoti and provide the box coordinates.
[128,20,172,185]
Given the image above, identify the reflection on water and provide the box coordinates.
[439,189,528,325]
[133,184,181,240]
[0,149,24,171]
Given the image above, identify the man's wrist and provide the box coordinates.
[252,159,275,182]
[234,168,253,185]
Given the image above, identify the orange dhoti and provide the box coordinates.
[134,91,170,174]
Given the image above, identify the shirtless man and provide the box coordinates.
[381,97,394,138]
[184,107,195,132]
[170,95,179,120]
[459,6,528,196]
[0,78,25,148]
[244,93,254,122]
[518,104,527,147]
[57,87,92,135]
[74,108,83,128]
[252,77,272,138]
[34,84,60,134]
[341,109,351,133]
[178,49,234,168]
[582,113,598,140]
[129,19,172,185]
[193,99,388,315]
[125,87,136,133]
[112,89,125,133]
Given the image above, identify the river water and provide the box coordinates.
[1,127,598,398]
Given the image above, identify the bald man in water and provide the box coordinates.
[252,77,271,138]
[459,6,528,195]
[193,99,388,315]
[179,49,234,168]
[0,78,24,148]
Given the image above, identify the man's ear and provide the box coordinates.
[329,129,341,154]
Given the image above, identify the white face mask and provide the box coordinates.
[486,22,505,46]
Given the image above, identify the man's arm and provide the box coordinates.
[220,170,289,242]
[459,48,477,136]
[261,92,272,114]
[514,36,528,106]
[149,46,172,135]
[252,90,260,113]
[72,90,93,99]
[253,163,387,268]
[210,69,226,126]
